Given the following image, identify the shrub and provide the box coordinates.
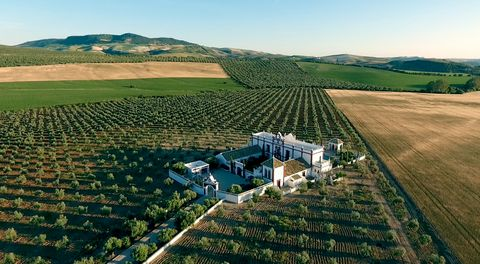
[406,219,419,232]
[265,186,282,200]
[30,215,45,225]
[326,239,336,251]
[203,197,219,207]
[55,214,68,228]
[144,205,167,222]
[104,237,123,253]
[227,184,243,194]
[359,242,372,257]
[233,226,246,236]
[55,235,69,249]
[144,176,153,184]
[197,237,211,249]
[175,210,196,230]
[13,211,23,221]
[428,254,446,264]
[183,189,197,201]
[242,210,252,221]
[100,205,113,215]
[83,220,94,231]
[163,178,174,186]
[324,222,334,234]
[31,256,49,264]
[2,253,16,264]
[125,175,133,183]
[74,257,95,264]
[125,219,148,238]
[132,244,149,262]
[386,230,397,241]
[171,162,186,175]
[33,234,47,245]
[391,246,406,258]
[296,251,310,264]
[252,192,260,203]
[106,173,115,180]
[299,182,308,193]
[297,204,308,214]
[5,228,17,241]
[260,248,273,261]
[158,228,177,243]
[251,178,264,187]
[419,234,432,247]
[227,240,240,253]
[298,233,309,247]
[265,227,276,241]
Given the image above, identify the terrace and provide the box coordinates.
[211,168,248,191]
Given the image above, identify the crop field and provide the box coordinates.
[0,87,365,263]
[220,59,387,90]
[299,62,470,91]
[0,78,242,111]
[155,168,415,264]
[0,62,228,83]
[328,90,480,264]
[0,45,217,67]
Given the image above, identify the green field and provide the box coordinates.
[0,78,243,111]
[298,62,470,91]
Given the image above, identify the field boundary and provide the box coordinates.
[144,199,224,264]
[336,105,461,264]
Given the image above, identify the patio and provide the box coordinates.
[211,168,249,191]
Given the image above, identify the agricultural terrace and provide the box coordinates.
[328,90,480,264]
[0,87,363,263]
[0,62,228,83]
[0,78,242,111]
[299,62,470,92]
[155,166,416,264]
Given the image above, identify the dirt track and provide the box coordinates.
[0,62,228,82]
[328,90,480,264]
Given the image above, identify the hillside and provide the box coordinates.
[17,33,276,58]
[313,54,478,74]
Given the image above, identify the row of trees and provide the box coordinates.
[427,77,480,93]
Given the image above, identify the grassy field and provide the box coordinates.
[0,78,242,111]
[328,90,480,264]
[299,62,470,91]
[156,168,416,264]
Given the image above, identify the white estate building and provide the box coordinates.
[217,132,333,188]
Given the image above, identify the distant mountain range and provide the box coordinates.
[15,33,480,74]
[18,33,275,58]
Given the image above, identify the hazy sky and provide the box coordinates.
[1,0,479,58]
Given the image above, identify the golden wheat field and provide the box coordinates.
[327,90,480,264]
[0,62,228,82]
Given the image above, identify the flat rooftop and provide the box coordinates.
[252,131,323,151]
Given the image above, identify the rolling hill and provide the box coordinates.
[17,33,276,58]
[312,54,479,74]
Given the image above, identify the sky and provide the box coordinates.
[1,0,479,58]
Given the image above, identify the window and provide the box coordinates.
[285,150,290,160]
[266,144,270,153]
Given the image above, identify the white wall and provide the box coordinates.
[169,170,204,196]
[144,200,224,264]
[273,166,284,187]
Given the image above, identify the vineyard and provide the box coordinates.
[0,45,217,67]
[0,87,364,263]
[219,59,389,90]
[1,46,393,92]
[156,168,412,264]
